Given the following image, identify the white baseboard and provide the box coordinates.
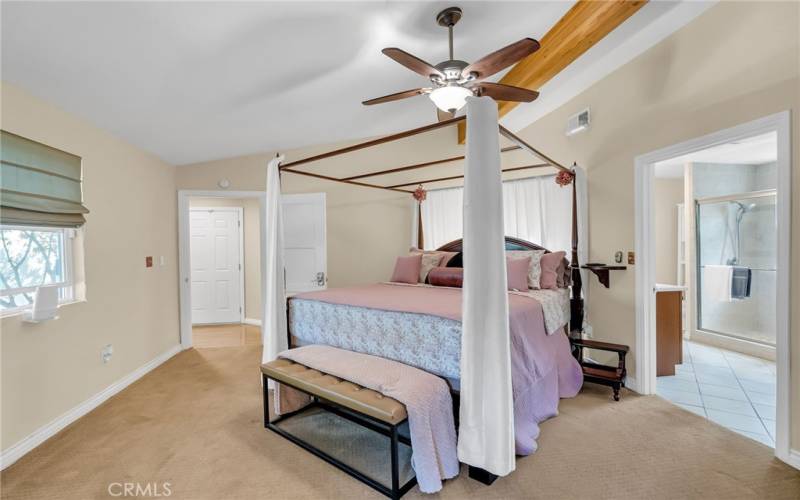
[243,317,262,326]
[624,376,641,394]
[784,449,800,470]
[0,344,182,471]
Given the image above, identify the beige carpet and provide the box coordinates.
[2,346,798,499]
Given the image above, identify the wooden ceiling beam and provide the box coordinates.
[457,0,647,143]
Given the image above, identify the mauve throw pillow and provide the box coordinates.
[428,267,464,287]
[540,251,567,289]
[506,256,531,291]
[390,254,422,284]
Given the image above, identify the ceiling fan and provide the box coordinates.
[362,6,541,121]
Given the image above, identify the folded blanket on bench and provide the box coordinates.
[275,345,459,493]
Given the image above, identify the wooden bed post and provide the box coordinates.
[417,202,424,250]
[569,166,584,339]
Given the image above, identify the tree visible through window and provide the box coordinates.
[0,227,70,310]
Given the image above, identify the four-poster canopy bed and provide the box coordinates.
[277,114,587,334]
[260,98,598,498]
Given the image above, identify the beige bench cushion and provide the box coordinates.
[261,359,407,425]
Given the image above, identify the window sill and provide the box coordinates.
[0,299,86,320]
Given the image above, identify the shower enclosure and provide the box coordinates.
[696,190,777,346]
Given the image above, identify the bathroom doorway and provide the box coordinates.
[634,112,790,462]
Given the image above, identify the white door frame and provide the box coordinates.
[189,206,245,325]
[178,190,267,349]
[634,111,792,465]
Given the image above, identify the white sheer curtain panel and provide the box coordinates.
[262,156,288,366]
[421,186,463,249]
[422,175,573,253]
[502,176,572,254]
[458,96,515,476]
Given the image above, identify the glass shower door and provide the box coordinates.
[696,190,776,346]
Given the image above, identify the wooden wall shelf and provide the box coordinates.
[579,264,627,288]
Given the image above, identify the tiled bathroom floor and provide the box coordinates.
[656,340,776,447]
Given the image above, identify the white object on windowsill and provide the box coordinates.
[22,285,60,323]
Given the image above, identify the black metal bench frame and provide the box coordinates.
[262,373,418,499]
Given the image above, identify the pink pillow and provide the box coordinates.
[506,256,530,291]
[390,254,422,284]
[540,251,566,290]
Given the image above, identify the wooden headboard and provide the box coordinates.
[436,236,549,253]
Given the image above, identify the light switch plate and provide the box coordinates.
[145,256,153,268]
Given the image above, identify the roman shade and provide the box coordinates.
[1,130,89,227]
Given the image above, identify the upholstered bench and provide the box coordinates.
[261,359,417,499]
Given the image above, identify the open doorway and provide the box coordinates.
[652,133,778,447]
[187,196,261,349]
[177,190,328,350]
[634,112,791,463]
[178,190,267,350]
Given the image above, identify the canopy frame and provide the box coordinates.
[278,116,572,193]
[277,115,584,333]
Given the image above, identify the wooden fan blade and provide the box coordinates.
[362,88,426,106]
[437,108,455,122]
[382,48,445,79]
[475,82,539,103]
[462,38,540,80]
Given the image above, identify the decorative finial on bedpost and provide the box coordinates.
[412,184,427,202]
[555,169,575,187]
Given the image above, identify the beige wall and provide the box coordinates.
[0,83,180,450]
[513,1,799,450]
[188,197,261,320]
[654,179,684,284]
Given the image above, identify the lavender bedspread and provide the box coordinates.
[291,283,583,455]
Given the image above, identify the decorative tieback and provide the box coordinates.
[555,170,575,187]
[413,184,427,202]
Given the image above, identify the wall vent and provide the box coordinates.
[566,108,590,136]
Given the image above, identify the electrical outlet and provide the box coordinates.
[101,344,113,363]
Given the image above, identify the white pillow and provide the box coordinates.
[417,253,444,283]
[506,250,546,289]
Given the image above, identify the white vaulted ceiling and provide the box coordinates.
[1,1,712,165]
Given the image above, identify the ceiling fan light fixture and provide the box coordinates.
[428,85,472,113]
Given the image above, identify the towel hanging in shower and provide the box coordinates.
[730,266,752,299]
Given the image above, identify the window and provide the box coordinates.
[420,175,573,252]
[0,225,74,312]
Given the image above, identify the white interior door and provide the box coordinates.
[282,193,326,293]
[190,207,243,324]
